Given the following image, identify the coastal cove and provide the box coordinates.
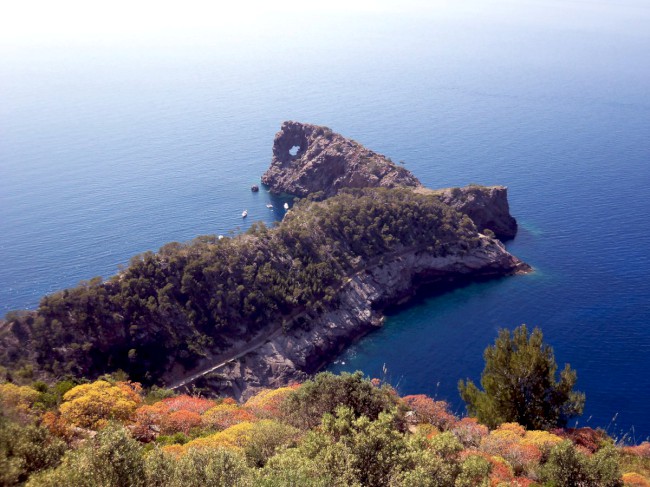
[2,0,650,440]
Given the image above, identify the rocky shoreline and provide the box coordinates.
[180,236,530,400]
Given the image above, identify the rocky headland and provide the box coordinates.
[261,121,420,198]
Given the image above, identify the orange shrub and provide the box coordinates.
[417,423,439,439]
[41,411,74,441]
[134,403,166,426]
[160,395,216,414]
[402,395,457,430]
[116,381,143,401]
[162,444,185,457]
[480,425,542,475]
[461,450,514,486]
[160,410,202,435]
[623,473,650,487]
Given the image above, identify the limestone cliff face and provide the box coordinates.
[261,121,421,198]
[431,186,518,241]
[188,236,530,400]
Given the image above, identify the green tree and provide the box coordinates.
[540,441,622,486]
[27,424,145,487]
[458,325,585,429]
[0,419,66,486]
[145,447,252,487]
[281,371,401,429]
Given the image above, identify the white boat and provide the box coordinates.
[283,202,289,210]
[266,204,273,209]
[242,210,248,218]
[218,235,224,240]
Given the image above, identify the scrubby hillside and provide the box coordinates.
[1,372,647,486]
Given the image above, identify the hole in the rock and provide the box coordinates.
[289,145,300,156]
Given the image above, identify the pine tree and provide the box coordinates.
[459,325,585,429]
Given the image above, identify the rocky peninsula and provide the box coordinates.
[178,122,529,398]
[0,122,529,400]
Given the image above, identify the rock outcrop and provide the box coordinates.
[262,121,518,241]
[429,185,518,241]
[180,236,530,400]
[261,121,421,198]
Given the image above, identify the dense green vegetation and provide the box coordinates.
[0,188,479,385]
[459,325,585,430]
[1,369,647,486]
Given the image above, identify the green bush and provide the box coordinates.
[281,371,401,429]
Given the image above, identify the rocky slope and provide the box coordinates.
[261,121,421,198]
[179,236,530,399]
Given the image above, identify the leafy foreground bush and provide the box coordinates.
[1,371,646,486]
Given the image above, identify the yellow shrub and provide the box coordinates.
[0,383,39,420]
[181,421,255,452]
[623,472,650,487]
[496,422,525,437]
[202,403,254,430]
[521,430,563,450]
[244,385,298,418]
[59,380,141,429]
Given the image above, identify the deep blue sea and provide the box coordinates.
[1,1,649,440]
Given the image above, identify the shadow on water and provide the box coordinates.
[382,272,518,316]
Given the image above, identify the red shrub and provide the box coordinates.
[623,442,650,459]
[551,427,608,453]
[160,410,202,435]
[402,395,457,430]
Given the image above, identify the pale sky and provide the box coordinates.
[1,1,644,49]
[0,0,460,46]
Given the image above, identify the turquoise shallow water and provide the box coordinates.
[1,1,649,440]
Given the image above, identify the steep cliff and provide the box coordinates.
[424,185,518,241]
[261,121,421,198]
[179,235,529,399]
